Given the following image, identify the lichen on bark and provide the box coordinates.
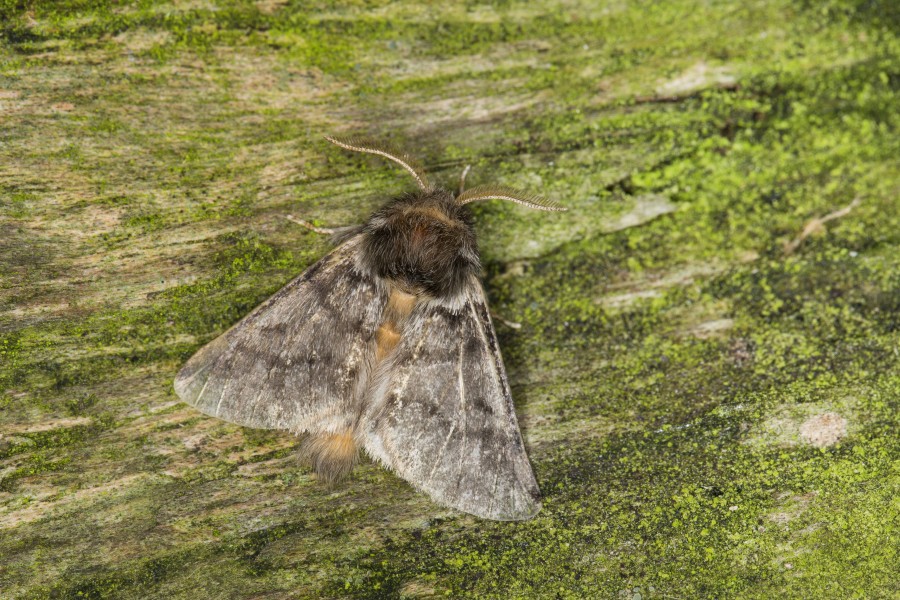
[1,1,898,598]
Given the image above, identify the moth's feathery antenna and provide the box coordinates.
[458,164,472,195]
[324,135,432,192]
[456,184,566,212]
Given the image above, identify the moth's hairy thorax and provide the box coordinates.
[360,190,480,300]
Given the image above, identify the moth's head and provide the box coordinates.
[362,190,479,298]
[325,135,566,298]
[370,189,476,249]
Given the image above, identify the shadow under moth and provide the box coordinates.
[174,136,565,520]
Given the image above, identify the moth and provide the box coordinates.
[174,136,564,520]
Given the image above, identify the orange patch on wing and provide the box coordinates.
[375,322,402,361]
[387,288,417,318]
[375,288,418,361]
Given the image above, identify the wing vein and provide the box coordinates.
[467,291,499,402]
[428,422,457,481]
[214,379,230,417]
[456,339,468,489]
[487,468,500,517]
[195,376,211,406]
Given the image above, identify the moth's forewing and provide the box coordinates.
[363,277,542,521]
[174,235,386,434]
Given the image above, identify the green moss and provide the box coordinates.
[0,422,98,460]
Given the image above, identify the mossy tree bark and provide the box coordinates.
[1,1,898,598]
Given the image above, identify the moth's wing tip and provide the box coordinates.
[172,375,186,400]
[172,367,200,407]
[172,367,194,402]
[497,501,542,522]
[172,331,232,407]
[172,348,216,409]
[473,499,542,522]
[172,356,190,395]
[458,482,542,521]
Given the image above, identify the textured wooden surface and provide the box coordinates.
[1,1,898,598]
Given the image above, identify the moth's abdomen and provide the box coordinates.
[361,190,480,300]
[302,430,358,485]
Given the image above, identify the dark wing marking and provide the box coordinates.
[174,235,385,434]
[363,279,541,521]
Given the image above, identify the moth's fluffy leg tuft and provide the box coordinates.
[302,430,359,485]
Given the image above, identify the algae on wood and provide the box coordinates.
[1,1,898,598]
